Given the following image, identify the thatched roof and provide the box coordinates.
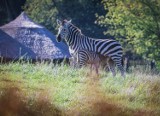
[0,12,71,60]
[0,12,42,28]
[0,29,36,59]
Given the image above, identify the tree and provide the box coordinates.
[97,0,160,62]
[23,0,58,33]
[23,0,106,38]
[0,0,26,26]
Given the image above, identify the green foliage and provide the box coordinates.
[0,0,26,25]
[23,0,58,33]
[23,0,106,38]
[97,0,160,62]
[156,62,160,70]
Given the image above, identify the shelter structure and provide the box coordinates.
[0,12,71,62]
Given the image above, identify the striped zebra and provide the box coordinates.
[56,19,125,77]
[77,49,101,75]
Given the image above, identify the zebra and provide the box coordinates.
[77,49,101,75]
[56,19,125,77]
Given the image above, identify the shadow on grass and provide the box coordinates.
[90,100,156,116]
[76,76,156,116]
[0,86,62,116]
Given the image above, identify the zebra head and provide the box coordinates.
[56,19,71,42]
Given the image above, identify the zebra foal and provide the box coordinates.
[70,50,115,76]
[77,49,101,75]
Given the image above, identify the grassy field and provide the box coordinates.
[0,62,160,116]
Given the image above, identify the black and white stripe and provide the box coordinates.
[56,19,125,77]
[77,49,100,67]
[77,49,101,75]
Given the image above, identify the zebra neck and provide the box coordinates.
[66,32,82,50]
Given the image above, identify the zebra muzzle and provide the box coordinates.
[56,35,62,42]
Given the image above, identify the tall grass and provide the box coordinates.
[0,62,160,115]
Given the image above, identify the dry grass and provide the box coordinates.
[0,62,160,116]
[69,75,156,116]
[0,83,62,116]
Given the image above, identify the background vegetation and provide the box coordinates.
[97,0,160,65]
[0,0,159,68]
[0,0,25,26]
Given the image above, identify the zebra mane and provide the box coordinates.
[70,23,82,34]
[62,20,68,25]
[62,20,82,34]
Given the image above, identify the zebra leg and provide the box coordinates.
[112,57,125,77]
[69,55,77,68]
[93,63,99,76]
[77,53,85,68]
[78,60,85,68]
[90,64,93,75]
[95,62,100,76]
[107,59,116,77]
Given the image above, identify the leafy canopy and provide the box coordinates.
[24,0,106,38]
[23,0,58,33]
[97,0,160,61]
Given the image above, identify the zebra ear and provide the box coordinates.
[68,19,72,23]
[57,19,62,26]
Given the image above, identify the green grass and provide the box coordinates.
[0,62,160,115]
